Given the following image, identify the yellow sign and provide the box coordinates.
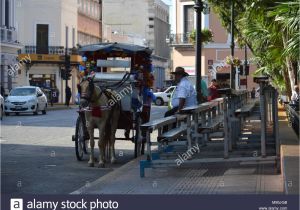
[18,54,82,64]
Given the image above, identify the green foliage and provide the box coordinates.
[206,0,299,95]
[189,28,214,45]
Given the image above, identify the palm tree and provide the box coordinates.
[207,0,299,97]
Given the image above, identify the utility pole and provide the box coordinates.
[65,26,69,105]
[244,45,248,89]
[194,0,203,104]
[230,0,235,89]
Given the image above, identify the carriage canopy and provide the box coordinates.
[78,42,153,56]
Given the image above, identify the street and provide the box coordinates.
[0,106,168,194]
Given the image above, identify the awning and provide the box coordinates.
[79,42,153,56]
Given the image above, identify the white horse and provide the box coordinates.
[79,77,120,167]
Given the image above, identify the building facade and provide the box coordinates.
[0,0,22,95]
[16,0,82,103]
[102,0,170,90]
[77,0,102,45]
[169,0,256,90]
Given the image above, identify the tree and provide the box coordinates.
[189,28,214,45]
[206,0,299,97]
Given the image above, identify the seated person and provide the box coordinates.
[165,67,197,117]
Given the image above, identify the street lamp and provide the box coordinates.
[230,0,235,89]
[194,0,210,104]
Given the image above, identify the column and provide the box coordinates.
[2,0,5,26]
[9,0,13,28]
[0,0,2,26]
[12,0,15,28]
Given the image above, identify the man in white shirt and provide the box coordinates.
[165,67,197,117]
[291,85,299,104]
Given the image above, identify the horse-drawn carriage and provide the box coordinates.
[72,43,154,167]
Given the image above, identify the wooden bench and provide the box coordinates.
[140,114,190,177]
[235,101,256,117]
[139,98,225,177]
[157,125,187,142]
[180,99,224,145]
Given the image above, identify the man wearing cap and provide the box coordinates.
[165,67,197,117]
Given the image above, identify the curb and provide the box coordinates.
[47,106,77,111]
[70,155,145,194]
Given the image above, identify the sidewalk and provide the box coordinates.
[71,104,299,195]
[278,105,299,194]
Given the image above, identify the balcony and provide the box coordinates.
[21,46,78,55]
[167,33,193,48]
[19,46,82,64]
[0,26,18,44]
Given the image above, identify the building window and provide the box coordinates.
[36,24,49,54]
[184,5,194,34]
[5,0,9,28]
[86,0,89,14]
[72,28,75,47]
[0,0,2,26]
[99,5,102,20]
[65,26,69,48]
[81,0,84,11]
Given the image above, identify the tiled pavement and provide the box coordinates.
[72,104,298,195]
[72,158,283,194]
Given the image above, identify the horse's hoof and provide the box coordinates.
[98,163,105,168]
[111,159,117,164]
[88,162,94,167]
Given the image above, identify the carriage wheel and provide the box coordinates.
[75,116,87,161]
[134,112,144,158]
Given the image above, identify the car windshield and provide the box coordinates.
[165,87,175,93]
[10,88,36,96]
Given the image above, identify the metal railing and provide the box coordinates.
[21,46,77,55]
[166,33,192,45]
[0,26,18,43]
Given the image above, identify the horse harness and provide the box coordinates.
[80,80,118,112]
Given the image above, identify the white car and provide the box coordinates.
[0,94,4,120]
[154,86,176,106]
[5,86,48,115]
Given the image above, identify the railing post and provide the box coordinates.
[260,83,267,157]
[186,114,192,151]
[157,127,162,152]
[4,28,7,42]
[201,110,207,146]
[193,112,200,147]
[273,89,280,157]
[223,97,229,158]
[146,130,152,161]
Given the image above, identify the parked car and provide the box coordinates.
[4,86,47,115]
[0,94,4,120]
[153,86,176,106]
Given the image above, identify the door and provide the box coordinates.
[183,5,194,42]
[36,24,49,54]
